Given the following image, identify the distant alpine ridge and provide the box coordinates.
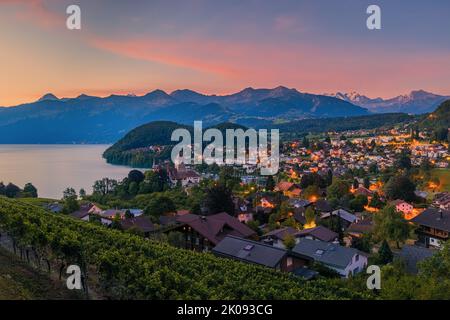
[0,86,368,144]
[326,90,450,114]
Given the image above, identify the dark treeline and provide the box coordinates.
[0,182,38,198]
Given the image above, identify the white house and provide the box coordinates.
[292,238,368,278]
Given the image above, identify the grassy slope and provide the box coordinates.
[432,169,450,192]
[0,247,80,300]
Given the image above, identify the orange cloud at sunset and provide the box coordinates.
[1,0,450,106]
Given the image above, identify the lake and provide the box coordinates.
[0,145,137,199]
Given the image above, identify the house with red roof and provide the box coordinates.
[169,212,257,252]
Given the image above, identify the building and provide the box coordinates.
[170,212,257,252]
[314,199,333,215]
[396,245,436,274]
[411,208,450,248]
[261,227,299,248]
[321,209,358,230]
[434,192,450,210]
[295,226,338,243]
[275,181,302,198]
[70,203,102,221]
[167,163,201,187]
[212,236,312,273]
[292,238,368,278]
[346,218,373,239]
[120,216,155,237]
[391,200,414,216]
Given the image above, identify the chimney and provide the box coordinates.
[439,209,443,220]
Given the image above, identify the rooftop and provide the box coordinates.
[411,208,450,232]
[292,238,364,269]
[212,236,288,268]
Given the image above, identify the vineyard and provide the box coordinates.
[0,197,369,300]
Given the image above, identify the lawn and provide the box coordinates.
[0,247,81,300]
[431,168,450,192]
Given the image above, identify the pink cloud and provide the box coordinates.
[88,32,450,98]
[90,36,253,78]
[0,0,63,28]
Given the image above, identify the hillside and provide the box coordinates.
[0,197,368,300]
[103,122,248,167]
[274,113,415,137]
[0,247,80,300]
[103,113,415,167]
[0,87,367,144]
[417,99,450,129]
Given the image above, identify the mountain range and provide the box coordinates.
[326,90,449,114]
[0,86,446,144]
[0,87,368,144]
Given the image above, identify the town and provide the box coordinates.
[22,121,447,286]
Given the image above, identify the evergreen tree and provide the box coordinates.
[265,175,275,191]
[378,240,393,264]
[23,183,38,198]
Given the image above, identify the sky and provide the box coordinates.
[1,0,450,106]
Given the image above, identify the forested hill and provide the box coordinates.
[103,122,247,167]
[0,197,368,300]
[273,113,415,138]
[418,99,450,130]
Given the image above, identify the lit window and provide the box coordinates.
[287,257,293,267]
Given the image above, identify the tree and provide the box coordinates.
[363,177,371,189]
[23,183,38,198]
[110,213,123,230]
[305,207,316,226]
[79,188,87,199]
[368,163,378,174]
[420,158,432,172]
[326,169,333,186]
[369,192,385,209]
[283,234,296,251]
[219,167,240,190]
[377,240,393,264]
[144,194,176,218]
[128,170,145,184]
[246,220,261,234]
[351,236,371,254]
[352,179,359,190]
[300,173,326,189]
[374,205,410,248]
[93,178,118,196]
[265,175,275,191]
[327,179,350,200]
[303,185,320,200]
[395,151,412,171]
[142,170,169,194]
[124,210,134,219]
[128,181,139,196]
[204,184,234,215]
[62,188,79,214]
[384,175,416,202]
[350,194,368,212]
[4,183,21,198]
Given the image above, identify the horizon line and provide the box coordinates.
[2,86,450,108]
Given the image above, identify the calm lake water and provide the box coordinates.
[0,145,136,199]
